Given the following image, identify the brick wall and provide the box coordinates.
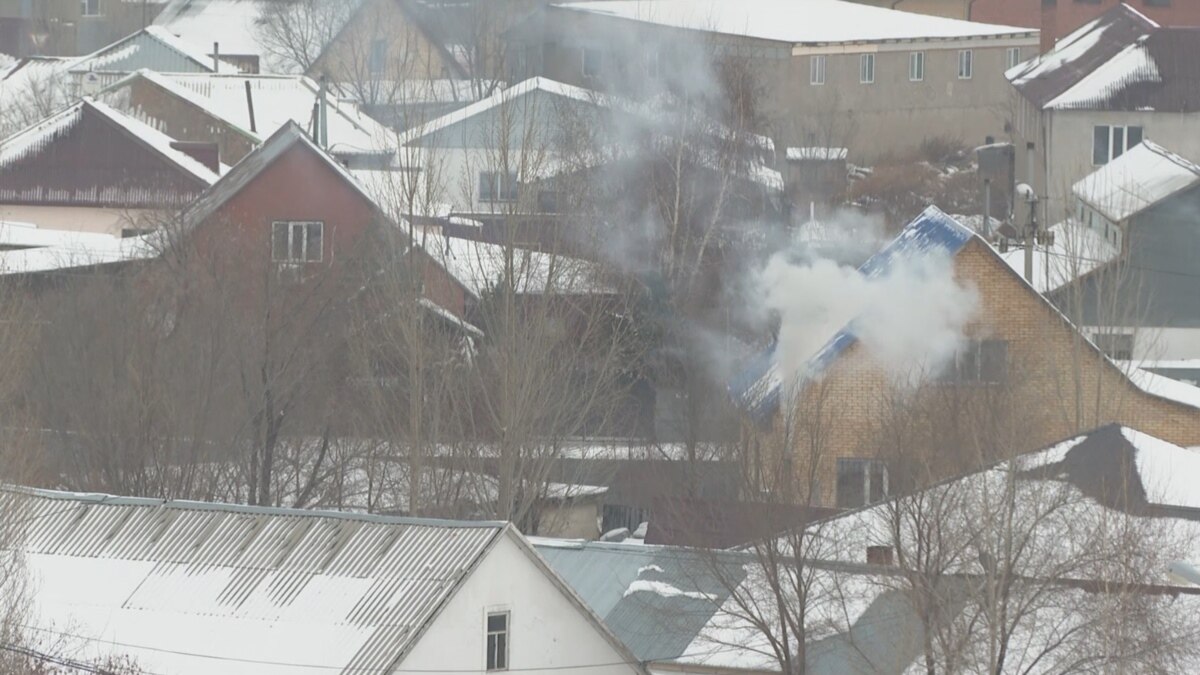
[785,238,1200,507]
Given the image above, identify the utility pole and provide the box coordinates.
[1023,141,1038,283]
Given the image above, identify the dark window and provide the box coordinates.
[582,48,603,77]
[369,38,387,74]
[836,458,889,508]
[479,171,519,202]
[271,221,323,263]
[1094,333,1134,360]
[486,612,508,671]
[942,339,1008,384]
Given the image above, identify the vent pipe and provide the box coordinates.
[244,80,257,133]
[212,42,220,72]
[318,74,329,149]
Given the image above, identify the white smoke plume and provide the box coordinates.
[756,243,979,386]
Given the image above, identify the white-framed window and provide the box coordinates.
[582,47,603,78]
[810,54,826,85]
[479,171,519,202]
[81,0,101,15]
[1093,332,1134,361]
[941,339,1008,384]
[1006,46,1022,70]
[836,458,889,508]
[908,51,924,82]
[1092,125,1143,165]
[860,53,875,84]
[958,49,973,79]
[486,611,509,671]
[271,221,323,263]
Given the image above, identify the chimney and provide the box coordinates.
[212,42,220,72]
[866,545,894,566]
[1040,0,1058,54]
[170,141,220,174]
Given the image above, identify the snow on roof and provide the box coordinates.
[7,484,503,675]
[154,0,365,73]
[424,234,612,299]
[1072,140,1200,223]
[0,99,223,186]
[1043,36,1159,110]
[553,0,1036,44]
[0,57,72,138]
[164,72,397,156]
[67,25,238,75]
[1127,366,1200,410]
[998,218,1119,293]
[0,231,160,275]
[786,147,848,162]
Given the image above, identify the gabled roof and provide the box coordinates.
[66,25,236,75]
[551,0,1036,45]
[0,98,223,206]
[730,205,1200,419]
[730,206,975,420]
[1006,3,1200,112]
[154,0,275,59]
[180,121,378,230]
[7,484,506,674]
[1074,140,1200,223]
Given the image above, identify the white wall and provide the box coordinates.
[398,531,640,675]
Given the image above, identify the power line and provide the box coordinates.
[0,641,132,675]
[16,622,645,673]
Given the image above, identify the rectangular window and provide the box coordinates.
[369,38,387,74]
[1093,333,1134,360]
[479,171,519,202]
[582,47,602,78]
[860,53,874,84]
[271,221,323,263]
[81,0,101,15]
[1092,125,1144,165]
[958,49,973,79]
[836,458,889,509]
[941,339,1008,384]
[810,55,826,85]
[1006,46,1022,70]
[908,51,924,82]
[486,612,509,671]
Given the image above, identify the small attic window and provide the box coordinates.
[486,611,509,671]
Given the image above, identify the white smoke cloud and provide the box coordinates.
[756,244,979,386]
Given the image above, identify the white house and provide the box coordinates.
[1007,3,1200,221]
[3,485,647,675]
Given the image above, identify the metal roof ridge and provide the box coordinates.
[0,483,508,529]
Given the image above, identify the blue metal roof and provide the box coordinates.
[730,206,976,420]
[533,540,747,662]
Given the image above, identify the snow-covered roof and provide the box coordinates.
[998,218,1120,294]
[7,484,506,674]
[786,147,847,162]
[0,57,73,138]
[67,25,237,75]
[552,0,1036,45]
[163,72,398,157]
[0,231,161,275]
[1073,140,1200,223]
[153,0,366,74]
[423,234,612,299]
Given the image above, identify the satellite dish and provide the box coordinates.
[81,71,102,96]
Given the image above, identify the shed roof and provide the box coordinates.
[552,0,1036,45]
[1073,140,1200,222]
[7,484,505,674]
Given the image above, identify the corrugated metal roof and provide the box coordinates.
[6,485,504,674]
[1074,140,1200,222]
[533,539,745,662]
[729,206,976,420]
